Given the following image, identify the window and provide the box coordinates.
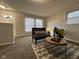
[36,19,43,28]
[25,18,34,32]
[25,18,43,32]
[67,10,79,24]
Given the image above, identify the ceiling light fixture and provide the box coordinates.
[0,0,8,9]
[31,0,49,4]
[0,5,6,9]
[4,15,13,20]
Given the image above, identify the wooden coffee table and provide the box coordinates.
[45,36,67,59]
[45,37,66,45]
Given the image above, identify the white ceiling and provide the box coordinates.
[1,0,79,17]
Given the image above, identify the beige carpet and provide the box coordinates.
[0,36,37,59]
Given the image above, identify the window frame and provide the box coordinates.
[25,17,35,32]
[25,17,44,32]
[66,9,79,24]
[35,18,44,28]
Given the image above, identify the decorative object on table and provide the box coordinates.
[51,38,61,42]
[52,27,64,42]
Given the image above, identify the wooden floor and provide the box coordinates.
[0,36,37,59]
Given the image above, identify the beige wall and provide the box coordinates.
[46,12,66,35]
[15,14,46,37]
[46,1,79,42]
[0,9,26,37]
[15,13,26,37]
[0,9,45,37]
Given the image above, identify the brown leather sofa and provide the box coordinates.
[32,28,50,45]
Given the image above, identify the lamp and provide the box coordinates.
[46,27,51,32]
[46,27,52,35]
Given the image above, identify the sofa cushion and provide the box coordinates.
[35,31,46,35]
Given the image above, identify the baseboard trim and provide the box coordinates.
[65,37,79,46]
[0,41,15,46]
[16,35,32,38]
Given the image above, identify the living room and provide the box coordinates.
[0,0,79,59]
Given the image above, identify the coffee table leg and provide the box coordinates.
[65,44,67,59]
[44,39,45,47]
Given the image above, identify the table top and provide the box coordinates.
[45,37,66,45]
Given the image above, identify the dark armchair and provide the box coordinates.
[32,28,50,44]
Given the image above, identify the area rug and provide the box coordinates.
[32,40,79,59]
